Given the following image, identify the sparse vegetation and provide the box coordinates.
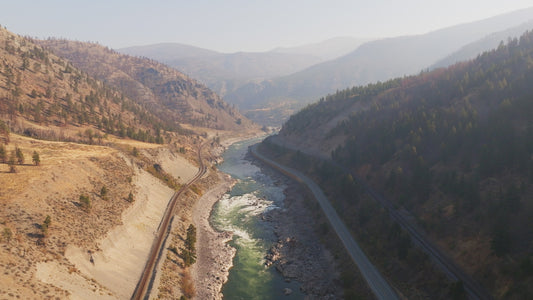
[146,163,181,190]
[41,215,51,237]
[0,144,6,163]
[15,147,24,165]
[189,185,202,196]
[32,151,40,166]
[0,120,9,144]
[181,268,195,299]
[100,186,108,200]
[8,151,16,173]
[181,224,197,267]
[37,38,253,132]
[2,227,13,243]
[79,194,91,212]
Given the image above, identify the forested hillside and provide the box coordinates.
[38,39,255,131]
[0,26,167,143]
[278,30,533,298]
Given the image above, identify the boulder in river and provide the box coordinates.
[283,288,293,295]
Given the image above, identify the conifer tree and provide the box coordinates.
[32,151,40,166]
[15,147,24,165]
[0,144,6,163]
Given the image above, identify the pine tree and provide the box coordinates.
[181,224,197,266]
[32,151,40,166]
[0,144,6,163]
[15,147,24,165]
[8,151,16,173]
[42,215,51,237]
[127,192,134,202]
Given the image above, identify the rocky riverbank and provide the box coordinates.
[254,157,343,299]
[191,172,237,300]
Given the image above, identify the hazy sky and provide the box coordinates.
[1,1,532,53]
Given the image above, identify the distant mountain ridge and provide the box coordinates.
[269,37,373,60]
[119,7,533,127]
[118,37,370,99]
[225,7,533,125]
[431,19,533,69]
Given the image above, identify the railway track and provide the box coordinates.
[264,137,493,300]
[131,144,206,300]
[340,167,493,300]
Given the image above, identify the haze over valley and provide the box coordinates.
[1,2,533,299]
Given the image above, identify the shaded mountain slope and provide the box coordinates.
[276,30,533,298]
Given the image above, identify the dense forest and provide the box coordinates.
[279,30,533,298]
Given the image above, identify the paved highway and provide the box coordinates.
[335,164,493,300]
[264,137,493,300]
[250,144,399,300]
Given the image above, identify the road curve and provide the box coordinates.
[250,144,399,300]
[131,144,207,300]
[266,136,493,300]
[334,163,493,300]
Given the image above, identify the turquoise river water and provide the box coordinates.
[212,138,305,299]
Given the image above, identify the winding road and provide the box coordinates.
[262,136,493,300]
[334,163,493,300]
[131,144,207,300]
[250,144,399,300]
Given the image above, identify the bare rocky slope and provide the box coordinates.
[38,39,256,132]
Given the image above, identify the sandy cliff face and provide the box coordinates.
[0,134,198,299]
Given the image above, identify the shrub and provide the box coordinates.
[79,194,91,212]
[100,186,108,199]
[2,227,13,243]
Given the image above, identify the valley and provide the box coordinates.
[1,3,533,300]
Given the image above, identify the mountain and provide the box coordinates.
[119,43,324,97]
[272,30,533,298]
[227,7,533,126]
[432,19,533,69]
[38,39,255,132]
[269,37,372,61]
[0,26,251,300]
[0,26,170,143]
[118,43,220,61]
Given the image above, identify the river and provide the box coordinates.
[211,138,305,299]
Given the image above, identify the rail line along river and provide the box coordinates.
[212,138,305,299]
